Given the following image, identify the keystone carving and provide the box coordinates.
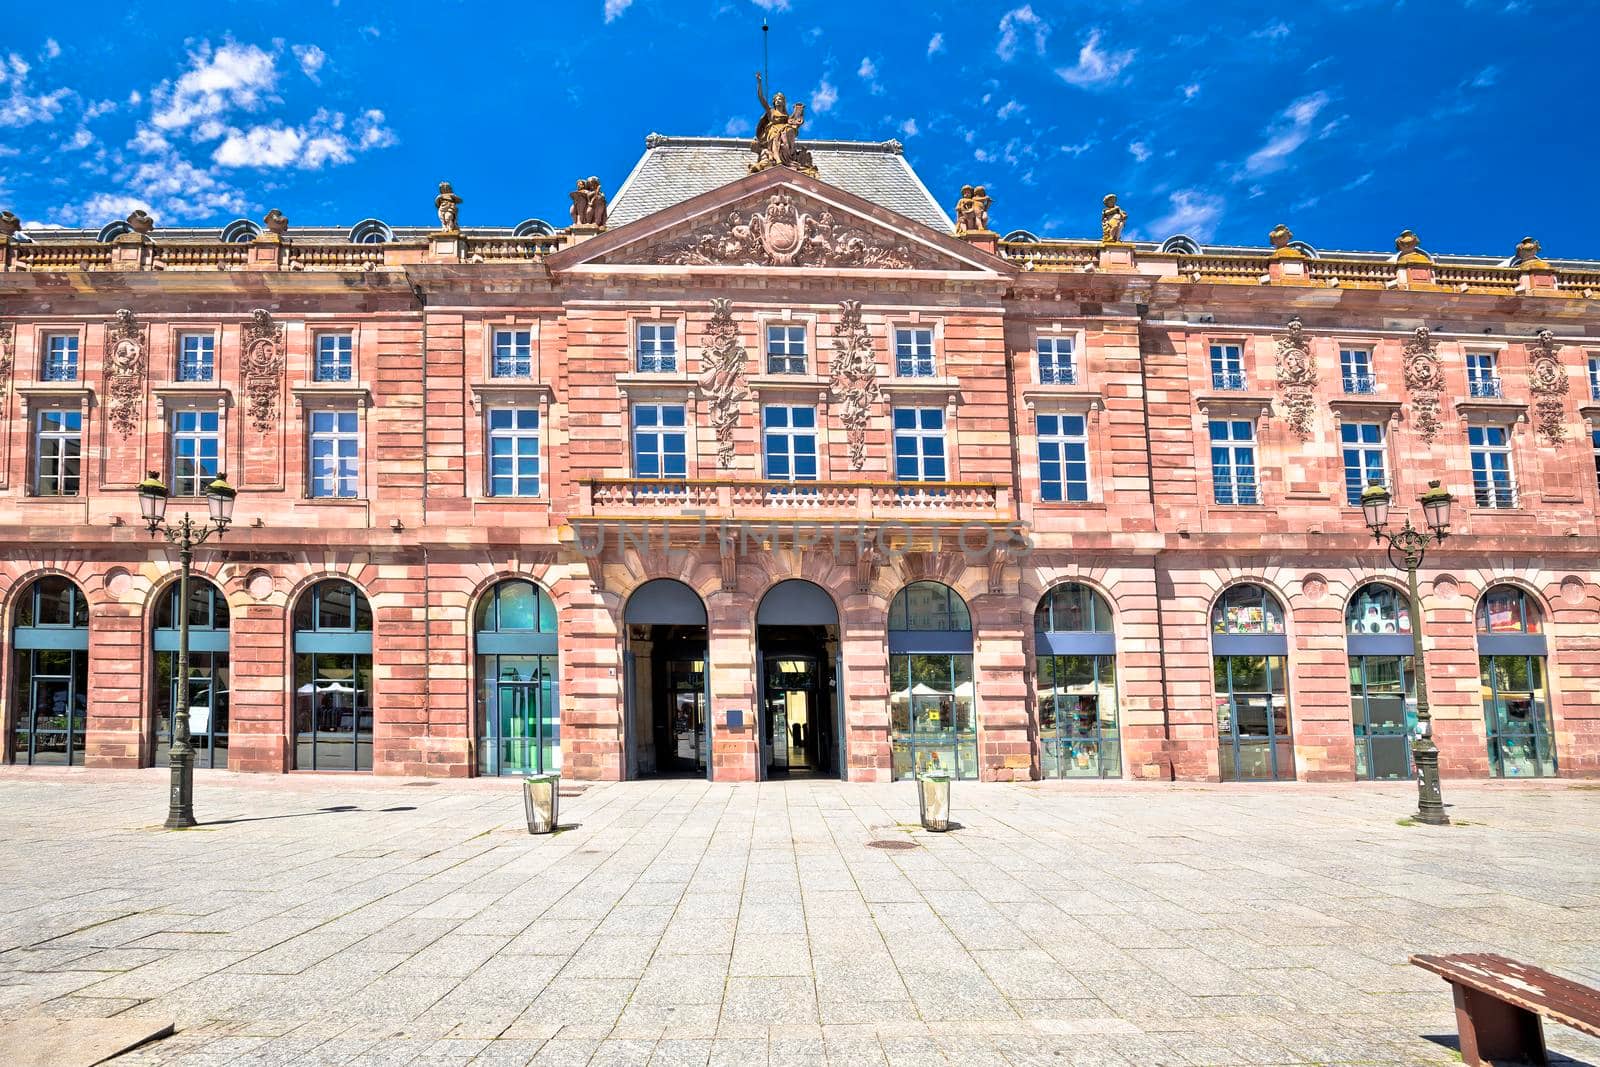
[104,308,146,439]
[829,300,882,471]
[242,309,285,433]
[1528,328,1568,445]
[1274,317,1317,441]
[696,299,749,469]
[648,193,923,268]
[1401,326,1443,444]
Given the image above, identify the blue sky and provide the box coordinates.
[2,1,1595,256]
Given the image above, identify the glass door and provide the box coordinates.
[12,648,87,766]
[155,653,230,769]
[489,655,559,775]
[30,674,79,765]
[665,659,707,776]
[1481,655,1557,777]
[1216,655,1293,781]
[763,657,818,775]
[1350,655,1415,780]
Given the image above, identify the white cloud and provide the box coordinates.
[1243,90,1329,176]
[996,99,1023,119]
[58,192,153,225]
[1056,29,1134,88]
[0,52,70,127]
[1147,189,1224,241]
[724,116,752,136]
[213,107,395,168]
[1182,82,1201,101]
[293,44,326,83]
[1127,140,1150,162]
[900,118,919,137]
[42,39,61,60]
[212,123,306,167]
[604,0,633,22]
[810,76,837,113]
[1252,20,1292,40]
[749,0,791,9]
[1058,140,1094,156]
[1471,65,1499,88]
[857,56,884,95]
[150,42,278,132]
[927,32,945,58]
[66,127,93,150]
[996,6,1049,62]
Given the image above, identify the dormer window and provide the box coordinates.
[1466,352,1501,398]
[1209,344,1246,390]
[1339,348,1375,394]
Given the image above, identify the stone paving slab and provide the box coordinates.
[0,767,1597,1065]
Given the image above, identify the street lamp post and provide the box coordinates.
[1360,478,1453,826]
[138,470,236,829]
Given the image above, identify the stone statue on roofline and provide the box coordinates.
[750,72,819,178]
[568,178,608,229]
[435,181,462,232]
[262,208,289,235]
[1100,194,1127,244]
[954,185,993,235]
[0,211,20,237]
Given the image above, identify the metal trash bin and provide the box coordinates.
[523,773,560,835]
[917,771,952,832]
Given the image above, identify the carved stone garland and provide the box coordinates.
[1274,317,1317,440]
[1401,326,1443,444]
[0,320,13,384]
[696,299,749,469]
[1528,328,1568,445]
[829,300,882,471]
[647,193,925,269]
[104,308,146,439]
[243,308,286,433]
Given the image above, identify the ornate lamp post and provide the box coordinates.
[1360,479,1453,826]
[138,470,236,829]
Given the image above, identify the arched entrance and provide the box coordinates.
[474,580,559,776]
[292,579,374,772]
[756,580,841,779]
[887,581,976,780]
[1476,585,1556,777]
[624,579,709,779]
[1211,583,1294,781]
[153,578,231,768]
[1345,583,1416,780]
[9,576,89,766]
[1033,583,1120,778]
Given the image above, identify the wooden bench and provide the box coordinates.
[1412,953,1600,1065]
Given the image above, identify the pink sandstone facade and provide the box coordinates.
[1,136,1598,784]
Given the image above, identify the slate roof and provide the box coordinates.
[607,135,954,232]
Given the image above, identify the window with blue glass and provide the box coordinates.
[309,409,360,498]
[894,328,935,378]
[1339,348,1375,393]
[1209,419,1257,505]
[293,580,374,772]
[315,333,354,382]
[1037,336,1076,384]
[33,410,82,497]
[765,325,807,375]
[632,404,687,478]
[171,410,221,496]
[1037,412,1089,502]
[1340,422,1387,506]
[1592,426,1600,492]
[1588,356,1600,402]
[1466,352,1501,398]
[762,405,817,481]
[1209,343,1246,390]
[487,407,540,497]
[1468,424,1515,508]
[177,333,215,382]
[42,334,78,382]
[636,323,677,373]
[492,329,533,378]
[893,407,946,481]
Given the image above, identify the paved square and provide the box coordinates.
[1,770,1597,1065]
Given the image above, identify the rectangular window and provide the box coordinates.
[492,329,533,378]
[894,328,935,378]
[33,410,82,496]
[1209,343,1246,390]
[636,323,677,373]
[765,325,807,375]
[1468,425,1516,508]
[1036,336,1076,385]
[893,407,947,481]
[632,403,687,479]
[42,334,79,382]
[1209,419,1258,505]
[309,409,360,498]
[1036,412,1089,502]
[1466,352,1501,398]
[1593,426,1600,492]
[762,405,818,481]
[315,333,354,383]
[171,410,221,496]
[487,407,541,497]
[1339,348,1375,394]
[1588,356,1600,402]
[1340,422,1387,506]
[177,333,215,382]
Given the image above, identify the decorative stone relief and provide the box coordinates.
[1528,328,1568,445]
[1401,326,1443,444]
[646,193,927,269]
[0,320,13,382]
[696,299,749,469]
[242,309,285,433]
[104,308,146,439]
[829,300,882,471]
[1274,317,1317,441]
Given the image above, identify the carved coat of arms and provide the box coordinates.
[1528,329,1568,445]
[1274,318,1317,441]
[648,193,923,269]
[242,309,285,433]
[104,308,146,439]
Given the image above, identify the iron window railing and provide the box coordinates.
[1211,371,1249,391]
[1342,374,1377,394]
[1468,377,1503,399]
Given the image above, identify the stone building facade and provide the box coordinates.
[1,135,1597,784]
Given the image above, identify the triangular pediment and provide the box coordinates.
[546,166,1011,275]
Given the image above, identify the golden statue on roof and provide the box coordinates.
[751,73,818,177]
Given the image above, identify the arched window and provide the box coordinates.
[1034,584,1118,778]
[475,580,559,776]
[219,218,261,243]
[1345,583,1416,780]
[292,580,374,771]
[347,219,392,245]
[1210,583,1293,781]
[10,576,90,766]
[153,579,231,769]
[887,582,975,780]
[1476,585,1555,777]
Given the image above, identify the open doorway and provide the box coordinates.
[756,581,842,779]
[624,580,709,779]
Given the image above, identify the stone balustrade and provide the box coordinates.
[581,477,1013,520]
